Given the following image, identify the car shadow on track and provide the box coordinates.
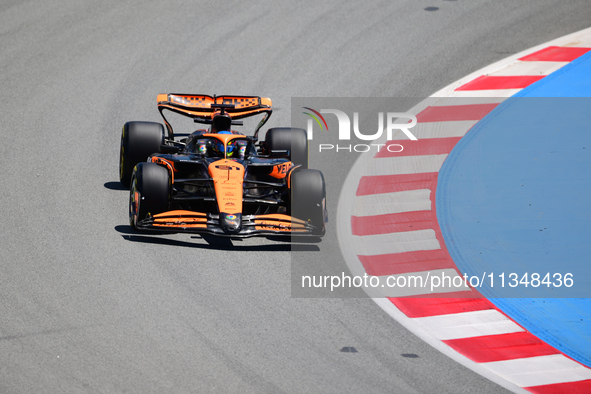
[114,225,321,252]
[104,181,128,191]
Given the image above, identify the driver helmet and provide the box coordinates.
[212,131,235,157]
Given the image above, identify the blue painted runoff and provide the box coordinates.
[437,51,591,367]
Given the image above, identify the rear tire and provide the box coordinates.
[265,127,308,169]
[129,162,170,229]
[120,121,164,187]
[290,169,326,236]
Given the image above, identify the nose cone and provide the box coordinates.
[220,213,242,234]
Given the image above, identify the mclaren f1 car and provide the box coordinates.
[119,94,326,237]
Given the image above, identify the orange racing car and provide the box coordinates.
[119,94,326,237]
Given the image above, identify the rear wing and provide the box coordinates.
[157,94,272,140]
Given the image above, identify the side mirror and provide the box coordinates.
[269,149,289,158]
[160,144,181,154]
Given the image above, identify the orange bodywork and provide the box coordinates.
[157,94,272,119]
[152,210,207,228]
[254,214,308,232]
[151,156,176,183]
[208,159,245,214]
[269,161,292,179]
[286,165,302,189]
[205,134,248,215]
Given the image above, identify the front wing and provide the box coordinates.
[135,210,319,237]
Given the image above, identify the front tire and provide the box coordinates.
[290,169,326,236]
[265,127,308,169]
[120,121,164,187]
[129,162,170,229]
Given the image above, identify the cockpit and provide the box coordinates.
[187,132,255,160]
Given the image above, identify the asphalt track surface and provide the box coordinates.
[1,1,591,393]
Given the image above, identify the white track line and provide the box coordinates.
[389,121,477,140]
[488,60,568,76]
[354,229,440,256]
[481,355,591,387]
[414,310,524,341]
[363,154,448,176]
[354,190,432,216]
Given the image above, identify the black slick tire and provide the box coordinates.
[265,127,308,169]
[290,169,326,236]
[120,121,164,187]
[129,162,170,229]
